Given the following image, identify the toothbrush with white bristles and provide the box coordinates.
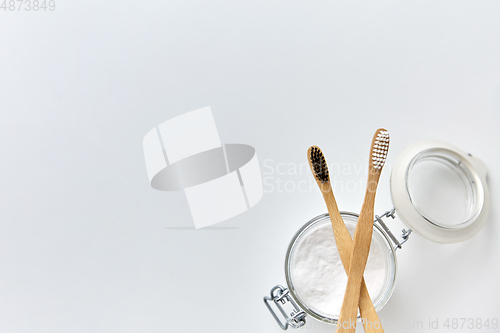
[336,129,389,333]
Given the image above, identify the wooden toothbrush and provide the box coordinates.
[336,129,389,333]
[307,146,384,333]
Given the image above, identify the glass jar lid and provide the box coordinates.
[390,140,489,243]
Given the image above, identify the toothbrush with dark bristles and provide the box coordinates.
[307,146,384,333]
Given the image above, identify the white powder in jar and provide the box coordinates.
[291,219,388,318]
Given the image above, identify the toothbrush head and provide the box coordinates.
[308,146,330,183]
[371,129,390,170]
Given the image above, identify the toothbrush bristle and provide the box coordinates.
[372,130,389,170]
[310,146,329,183]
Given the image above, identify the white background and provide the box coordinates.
[1,1,499,332]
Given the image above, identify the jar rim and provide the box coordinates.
[284,212,398,324]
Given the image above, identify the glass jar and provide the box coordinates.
[264,140,489,330]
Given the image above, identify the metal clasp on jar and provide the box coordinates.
[374,208,412,251]
[264,285,307,330]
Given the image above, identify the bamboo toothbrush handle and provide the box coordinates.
[308,146,384,333]
[337,129,389,333]
[322,185,383,333]
[336,193,376,333]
